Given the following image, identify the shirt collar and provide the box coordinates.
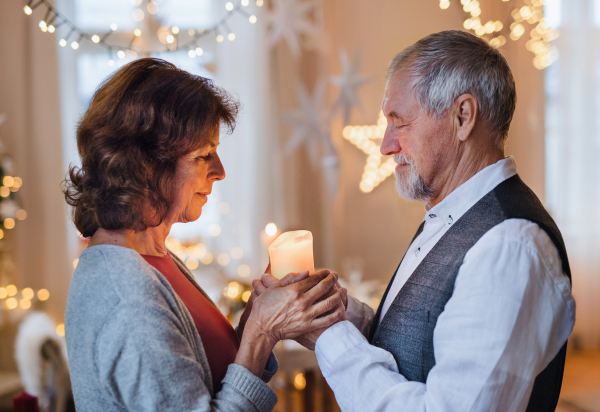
[423,156,518,226]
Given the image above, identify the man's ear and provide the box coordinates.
[454,94,478,142]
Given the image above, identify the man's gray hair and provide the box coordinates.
[387,30,516,149]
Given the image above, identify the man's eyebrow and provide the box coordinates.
[388,110,404,121]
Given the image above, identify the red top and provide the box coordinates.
[142,253,239,393]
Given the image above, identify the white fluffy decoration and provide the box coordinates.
[15,312,67,396]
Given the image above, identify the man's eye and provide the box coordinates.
[396,125,405,130]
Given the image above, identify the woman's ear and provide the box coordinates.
[454,94,478,142]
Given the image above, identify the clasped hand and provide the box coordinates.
[242,269,347,350]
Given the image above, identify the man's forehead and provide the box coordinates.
[383,70,418,118]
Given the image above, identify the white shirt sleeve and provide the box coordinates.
[345,294,375,338]
[315,220,576,412]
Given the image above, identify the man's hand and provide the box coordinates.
[254,269,348,350]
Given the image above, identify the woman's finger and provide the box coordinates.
[307,288,346,319]
[308,304,346,330]
[273,270,311,288]
[295,270,330,293]
[304,272,338,303]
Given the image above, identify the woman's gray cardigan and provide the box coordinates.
[65,244,278,412]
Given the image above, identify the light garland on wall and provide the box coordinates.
[342,111,396,193]
[23,0,260,65]
[439,0,559,70]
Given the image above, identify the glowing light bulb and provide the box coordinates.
[241,0,249,5]
[16,210,26,220]
[216,35,224,42]
[134,29,141,37]
[195,47,203,56]
[59,39,67,47]
[172,26,179,34]
[249,15,257,23]
[209,224,221,237]
[188,50,196,58]
[24,5,32,15]
[92,34,100,43]
[110,23,118,31]
[22,287,34,300]
[6,285,17,296]
[166,34,174,43]
[56,324,65,336]
[225,2,234,11]
[37,289,50,301]
[294,373,306,390]
[117,50,126,59]
[20,299,31,310]
[71,41,79,49]
[228,33,235,41]
[48,25,55,33]
[265,223,278,236]
[238,264,251,277]
[6,298,17,310]
[242,290,251,302]
[256,0,263,6]
[4,218,15,229]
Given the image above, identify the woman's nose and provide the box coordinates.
[210,155,226,181]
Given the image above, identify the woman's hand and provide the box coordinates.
[244,270,346,347]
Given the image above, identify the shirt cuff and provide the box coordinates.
[261,351,278,383]
[315,320,368,376]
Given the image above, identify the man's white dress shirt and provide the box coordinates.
[315,157,576,412]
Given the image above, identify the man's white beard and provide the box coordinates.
[394,153,434,203]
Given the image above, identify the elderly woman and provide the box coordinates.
[63,58,346,412]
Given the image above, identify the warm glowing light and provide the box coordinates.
[201,252,213,265]
[6,298,17,310]
[111,23,118,31]
[117,50,126,59]
[71,41,79,50]
[188,50,196,58]
[166,35,174,44]
[217,253,230,266]
[242,290,252,302]
[231,247,243,260]
[13,177,22,188]
[37,289,50,301]
[39,21,47,32]
[228,33,235,41]
[256,0,263,6]
[133,9,145,21]
[209,224,221,237]
[92,34,100,43]
[134,29,142,37]
[56,324,65,336]
[439,0,450,10]
[59,39,67,47]
[188,29,195,36]
[0,288,6,299]
[20,299,31,310]
[4,218,15,229]
[265,223,278,236]
[195,47,204,56]
[24,5,32,15]
[216,35,224,42]
[241,0,249,5]
[172,26,180,34]
[3,176,14,187]
[73,258,79,269]
[226,282,240,298]
[294,373,306,390]
[186,258,199,270]
[147,2,159,14]
[0,229,4,239]
[238,264,251,277]
[6,285,17,296]
[48,25,55,33]
[226,2,234,11]
[249,15,257,24]
[22,287,34,300]
[0,187,9,197]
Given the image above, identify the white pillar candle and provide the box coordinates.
[268,230,315,279]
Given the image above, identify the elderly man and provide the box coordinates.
[256,30,575,411]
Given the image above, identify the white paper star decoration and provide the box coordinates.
[283,80,340,195]
[342,111,396,193]
[331,50,371,125]
[266,0,317,58]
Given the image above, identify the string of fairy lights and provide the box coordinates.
[439,0,559,70]
[23,0,261,65]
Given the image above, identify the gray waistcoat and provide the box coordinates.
[369,175,570,412]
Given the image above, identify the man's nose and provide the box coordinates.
[381,128,401,156]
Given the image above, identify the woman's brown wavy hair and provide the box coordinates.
[63,58,239,237]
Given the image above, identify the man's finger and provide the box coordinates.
[261,272,280,288]
[272,270,310,288]
[252,279,268,296]
[309,304,346,330]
